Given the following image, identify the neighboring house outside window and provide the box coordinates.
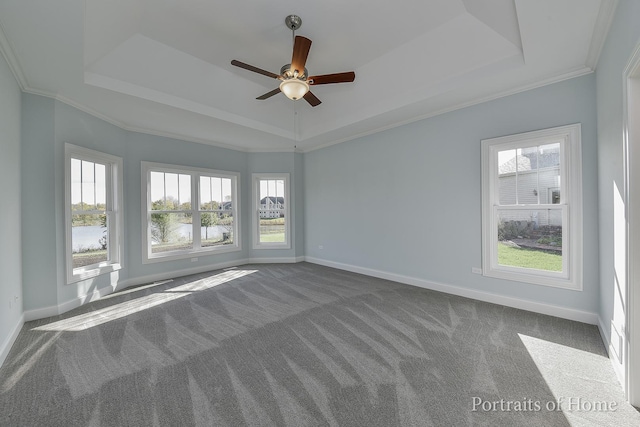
[252,174,290,249]
[141,162,240,263]
[65,144,123,284]
[259,196,285,218]
[481,124,583,289]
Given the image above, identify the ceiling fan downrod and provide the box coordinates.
[285,14,302,46]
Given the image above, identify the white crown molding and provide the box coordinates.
[245,146,299,153]
[84,71,295,141]
[24,66,595,155]
[3,11,595,157]
[122,123,253,152]
[586,0,618,70]
[58,92,127,129]
[21,86,298,154]
[123,123,297,153]
[0,18,28,90]
[22,85,130,130]
[301,66,594,153]
[0,2,612,155]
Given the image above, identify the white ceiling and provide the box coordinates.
[0,0,616,152]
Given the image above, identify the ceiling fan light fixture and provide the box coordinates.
[230,14,355,107]
[279,78,309,101]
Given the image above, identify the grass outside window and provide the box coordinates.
[497,242,562,272]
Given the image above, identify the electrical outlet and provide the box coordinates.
[191,257,198,262]
[471,267,482,274]
[318,245,323,250]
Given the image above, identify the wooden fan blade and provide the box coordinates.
[303,91,321,107]
[256,88,281,100]
[308,72,356,85]
[231,60,280,79]
[291,36,312,76]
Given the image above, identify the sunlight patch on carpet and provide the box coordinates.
[518,333,640,425]
[32,270,257,332]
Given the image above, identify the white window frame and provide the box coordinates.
[481,124,583,290]
[141,161,241,263]
[252,173,291,249]
[65,144,123,284]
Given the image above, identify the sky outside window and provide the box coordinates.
[71,158,106,207]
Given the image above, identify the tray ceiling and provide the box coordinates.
[0,0,615,151]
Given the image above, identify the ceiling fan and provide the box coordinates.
[231,15,355,107]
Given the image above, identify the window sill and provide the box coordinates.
[253,242,291,250]
[483,268,581,291]
[143,244,241,264]
[68,263,122,285]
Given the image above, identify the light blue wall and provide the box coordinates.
[19,95,305,315]
[294,153,305,258]
[0,51,23,356]
[304,74,599,313]
[53,101,129,306]
[21,94,57,311]
[595,0,640,356]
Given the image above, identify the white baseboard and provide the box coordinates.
[598,316,626,387]
[247,256,305,264]
[118,258,252,290]
[24,305,60,322]
[23,254,600,327]
[598,316,613,356]
[0,313,24,368]
[24,284,119,322]
[304,256,599,325]
[24,256,306,322]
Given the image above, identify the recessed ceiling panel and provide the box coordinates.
[85,34,293,137]
[0,0,615,151]
[83,1,523,141]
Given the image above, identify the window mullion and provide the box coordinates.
[163,172,167,207]
[93,162,97,210]
[536,148,540,204]
[80,160,84,207]
[193,173,201,250]
[106,162,112,211]
[515,151,519,205]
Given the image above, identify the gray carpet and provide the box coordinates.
[1,262,638,426]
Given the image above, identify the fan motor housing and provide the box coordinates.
[280,64,308,80]
[285,15,302,31]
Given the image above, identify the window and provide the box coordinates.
[65,144,123,283]
[252,174,290,249]
[142,162,240,262]
[481,124,583,289]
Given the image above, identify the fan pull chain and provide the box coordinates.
[293,100,298,144]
